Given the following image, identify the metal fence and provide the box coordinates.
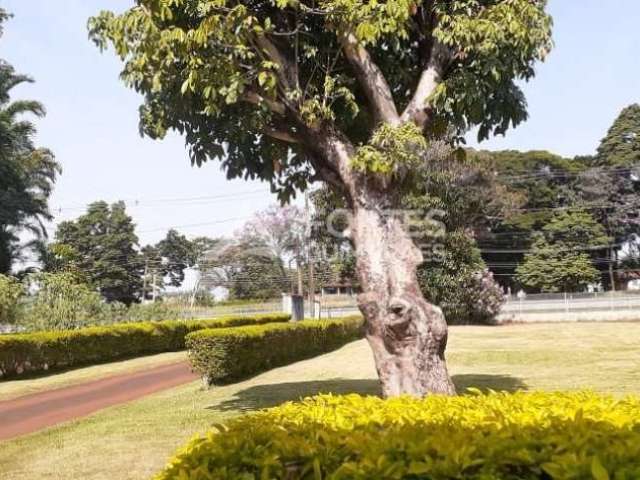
[499,291,640,323]
[310,291,640,323]
[270,291,640,323]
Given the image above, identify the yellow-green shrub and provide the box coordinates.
[186,316,364,385]
[0,313,290,378]
[156,391,640,480]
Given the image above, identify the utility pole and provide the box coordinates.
[190,271,201,309]
[305,192,316,318]
[142,258,149,303]
[152,273,157,302]
[296,253,304,296]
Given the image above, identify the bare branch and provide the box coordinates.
[339,32,400,126]
[400,40,451,129]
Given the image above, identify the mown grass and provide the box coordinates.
[1,322,640,480]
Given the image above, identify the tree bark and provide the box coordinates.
[349,200,456,398]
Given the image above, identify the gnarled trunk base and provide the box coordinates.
[360,290,455,397]
[351,205,455,398]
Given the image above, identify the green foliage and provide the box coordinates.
[542,210,610,249]
[88,0,552,199]
[156,391,640,480]
[0,36,60,273]
[0,313,290,378]
[472,149,597,289]
[186,316,364,384]
[39,242,84,277]
[432,1,553,140]
[21,272,105,331]
[54,201,143,304]
[512,211,608,293]
[596,104,640,167]
[0,273,24,325]
[152,229,199,288]
[352,122,427,175]
[516,235,600,293]
[418,232,504,325]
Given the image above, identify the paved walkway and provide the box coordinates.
[0,362,198,441]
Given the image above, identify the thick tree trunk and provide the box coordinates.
[350,203,456,398]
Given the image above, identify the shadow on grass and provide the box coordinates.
[208,374,526,413]
[453,374,527,393]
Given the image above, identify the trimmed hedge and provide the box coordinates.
[186,316,364,385]
[0,313,290,378]
[156,391,640,479]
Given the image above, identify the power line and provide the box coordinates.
[497,164,639,183]
[51,189,268,213]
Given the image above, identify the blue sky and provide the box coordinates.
[2,0,639,246]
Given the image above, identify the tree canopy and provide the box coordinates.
[596,104,640,167]
[89,0,552,200]
[54,202,143,305]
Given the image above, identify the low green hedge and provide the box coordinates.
[186,316,364,385]
[156,391,640,479]
[0,313,290,378]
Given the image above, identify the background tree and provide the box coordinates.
[474,150,585,290]
[240,204,307,292]
[189,236,222,263]
[513,211,608,293]
[541,210,609,250]
[198,236,287,300]
[596,104,640,167]
[55,201,143,304]
[572,106,640,289]
[516,234,600,293]
[139,229,202,299]
[242,205,305,264]
[0,273,24,325]
[90,0,553,397]
[156,229,196,287]
[0,11,60,273]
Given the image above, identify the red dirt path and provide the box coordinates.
[0,361,198,441]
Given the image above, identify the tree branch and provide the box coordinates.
[263,127,300,144]
[339,32,400,126]
[254,33,299,91]
[400,40,451,129]
[243,90,286,116]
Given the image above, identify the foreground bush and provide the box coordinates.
[157,392,640,480]
[186,316,364,385]
[0,313,290,377]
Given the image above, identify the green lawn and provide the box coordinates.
[1,322,640,480]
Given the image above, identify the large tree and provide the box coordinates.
[55,201,143,305]
[0,10,60,273]
[90,0,552,397]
